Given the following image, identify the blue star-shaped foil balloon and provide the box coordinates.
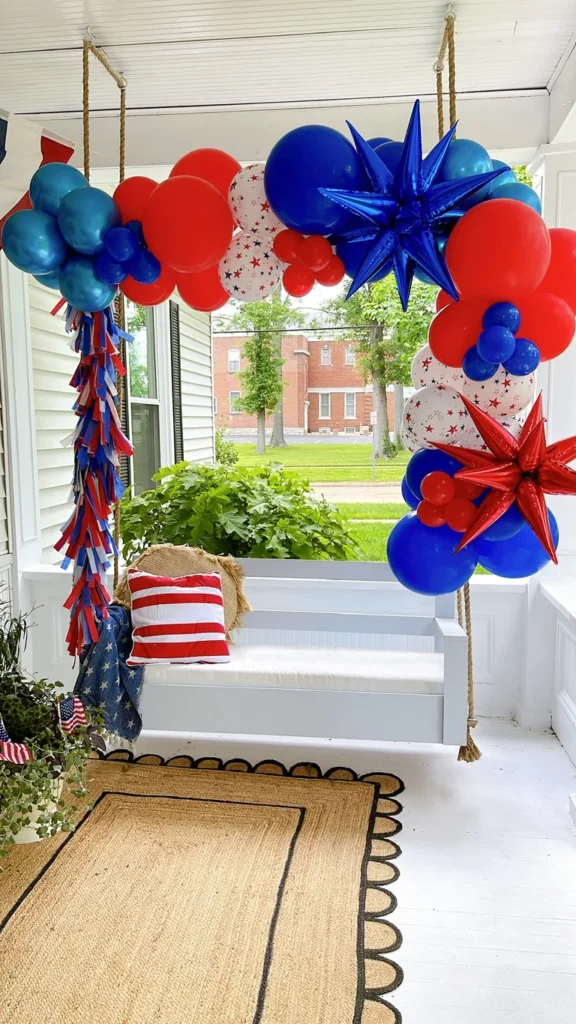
[319,100,504,310]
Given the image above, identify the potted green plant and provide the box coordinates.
[0,602,103,859]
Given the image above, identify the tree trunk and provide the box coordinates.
[256,409,266,454]
[394,382,404,445]
[370,324,390,459]
[269,333,287,448]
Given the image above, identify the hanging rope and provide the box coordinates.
[434,6,457,140]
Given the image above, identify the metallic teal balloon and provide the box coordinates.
[2,209,67,274]
[33,269,61,290]
[488,181,542,214]
[59,256,117,312]
[491,159,517,186]
[57,187,121,255]
[439,138,494,208]
[30,162,88,217]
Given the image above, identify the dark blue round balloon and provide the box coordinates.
[481,502,525,542]
[477,510,559,578]
[33,269,61,290]
[57,186,121,255]
[477,326,517,365]
[488,181,542,215]
[128,249,161,284]
[30,162,89,217]
[439,139,494,209]
[503,338,540,376]
[483,301,521,334]
[491,159,517,187]
[59,256,117,312]
[401,477,419,510]
[463,345,498,382]
[374,140,403,173]
[2,209,68,275]
[336,239,390,283]
[264,125,366,235]
[105,226,139,263]
[95,251,127,286]
[368,137,391,149]
[125,219,145,244]
[405,448,463,500]
[387,515,479,596]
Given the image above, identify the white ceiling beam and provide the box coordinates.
[549,33,576,143]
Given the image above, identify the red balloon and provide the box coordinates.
[518,292,575,361]
[142,176,234,273]
[283,261,315,297]
[417,501,446,528]
[428,299,486,367]
[170,148,241,201]
[537,227,576,314]
[446,199,551,300]
[121,266,176,306]
[436,289,454,312]
[113,176,157,223]
[315,254,346,287]
[444,498,477,533]
[177,267,229,313]
[273,229,304,263]
[299,235,332,271]
[420,471,456,506]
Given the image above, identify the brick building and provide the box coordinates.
[213,335,396,434]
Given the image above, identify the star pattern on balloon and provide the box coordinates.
[433,393,576,562]
[318,100,504,309]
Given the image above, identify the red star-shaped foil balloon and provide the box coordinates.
[433,393,576,563]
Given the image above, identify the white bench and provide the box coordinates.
[140,559,469,747]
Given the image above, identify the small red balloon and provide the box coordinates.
[283,261,316,297]
[454,478,484,501]
[315,254,346,287]
[121,265,176,306]
[417,501,446,528]
[436,289,454,312]
[273,229,304,263]
[420,471,456,506]
[518,291,575,361]
[537,227,576,314]
[444,498,478,532]
[428,299,486,367]
[299,235,333,272]
[177,266,229,313]
[142,175,234,273]
[170,148,241,201]
[113,176,157,223]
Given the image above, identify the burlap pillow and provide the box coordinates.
[114,545,251,639]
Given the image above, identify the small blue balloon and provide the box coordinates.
[336,239,390,283]
[387,515,479,596]
[503,338,541,376]
[483,301,521,334]
[477,325,517,365]
[125,220,145,244]
[105,226,139,263]
[128,249,161,284]
[57,187,121,255]
[489,181,542,215]
[491,159,517,186]
[401,477,419,510]
[439,139,494,209]
[264,125,366,235]
[482,502,525,542]
[477,510,559,578]
[59,256,117,312]
[95,251,128,286]
[374,140,403,173]
[30,162,88,217]
[463,346,499,382]
[2,209,67,275]
[33,269,61,290]
[405,449,463,500]
[368,137,392,149]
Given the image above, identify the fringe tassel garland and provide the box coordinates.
[55,304,133,656]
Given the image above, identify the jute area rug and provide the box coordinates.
[0,754,404,1024]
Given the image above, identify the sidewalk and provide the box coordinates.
[311,482,404,503]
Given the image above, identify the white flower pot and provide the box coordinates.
[13,779,64,845]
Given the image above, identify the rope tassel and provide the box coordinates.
[457,583,481,762]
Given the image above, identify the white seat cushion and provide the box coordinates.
[144,644,444,695]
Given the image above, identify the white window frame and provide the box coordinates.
[228,348,241,372]
[321,346,332,366]
[319,393,331,419]
[345,392,357,419]
[229,390,241,414]
[345,346,356,366]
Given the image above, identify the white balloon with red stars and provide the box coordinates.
[219,232,281,301]
[411,344,466,390]
[401,418,420,453]
[228,163,283,236]
[459,415,525,452]
[462,367,535,419]
[402,384,472,449]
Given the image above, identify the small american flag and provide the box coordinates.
[0,715,33,764]
[59,695,87,734]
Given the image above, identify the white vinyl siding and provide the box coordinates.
[176,302,215,463]
[29,278,77,563]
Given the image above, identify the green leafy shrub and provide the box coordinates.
[215,428,239,467]
[120,461,359,562]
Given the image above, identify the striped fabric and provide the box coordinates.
[127,569,231,665]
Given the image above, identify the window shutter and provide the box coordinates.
[115,294,131,489]
[0,378,9,556]
[170,300,184,463]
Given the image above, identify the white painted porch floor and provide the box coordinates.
[139,720,576,1023]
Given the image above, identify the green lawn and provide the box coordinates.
[350,521,395,561]
[340,502,408,520]
[235,443,409,483]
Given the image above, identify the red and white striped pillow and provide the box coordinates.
[127,569,231,665]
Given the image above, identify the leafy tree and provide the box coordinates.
[126,302,150,398]
[512,165,533,187]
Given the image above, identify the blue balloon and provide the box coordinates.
[477,326,516,365]
[503,337,540,376]
[2,209,67,275]
[387,515,479,596]
[491,159,517,186]
[30,162,88,217]
[405,448,463,500]
[59,256,117,312]
[374,140,403,173]
[125,220,145,244]
[483,301,521,333]
[33,269,61,290]
[264,125,366,235]
[128,249,161,284]
[57,187,121,255]
[488,181,542,214]
[401,477,419,510]
[105,226,139,263]
[439,139,494,208]
[368,137,391,149]
[477,511,559,578]
[336,239,390,283]
[95,251,127,286]
[463,346,498,382]
[482,502,525,542]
